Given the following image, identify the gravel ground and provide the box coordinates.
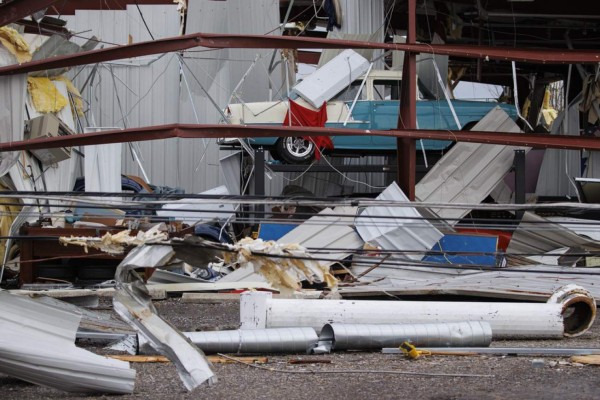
[2,297,600,400]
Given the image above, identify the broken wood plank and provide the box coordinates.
[570,355,600,365]
[10,287,167,300]
[181,293,243,303]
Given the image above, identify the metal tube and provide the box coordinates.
[138,327,319,355]
[511,61,534,131]
[343,62,373,126]
[382,347,600,356]
[432,59,461,129]
[240,285,596,339]
[314,322,492,353]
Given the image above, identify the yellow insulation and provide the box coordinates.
[27,77,68,113]
[0,26,32,63]
[541,89,558,128]
[53,76,84,116]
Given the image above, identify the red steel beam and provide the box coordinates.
[1,124,600,152]
[0,0,60,27]
[47,0,174,15]
[0,33,599,76]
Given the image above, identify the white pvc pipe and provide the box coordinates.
[240,285,595,339]
[432,59,461,130]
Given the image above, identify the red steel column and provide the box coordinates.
[396,0,417,200]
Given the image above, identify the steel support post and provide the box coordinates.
[397,0,418,200]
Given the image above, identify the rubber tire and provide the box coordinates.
[461,121,478,131]
[269,148,283,162]
[275,137,316,164]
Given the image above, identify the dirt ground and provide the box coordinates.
[2,297,600,400]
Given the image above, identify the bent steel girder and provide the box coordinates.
[2,123,599,152]
[0,32,599,76]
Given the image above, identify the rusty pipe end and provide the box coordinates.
[548,284,596,337]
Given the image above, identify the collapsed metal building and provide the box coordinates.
[1,0,600,396]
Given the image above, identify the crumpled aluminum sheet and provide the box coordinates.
[0,290,135,394]
[113,245,216,391]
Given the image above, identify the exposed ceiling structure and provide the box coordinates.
[281,0,600,95]
[1,0,598,197]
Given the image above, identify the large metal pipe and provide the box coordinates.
[138,327,319,355]
[240,285,595,339]
[314,322,492,353]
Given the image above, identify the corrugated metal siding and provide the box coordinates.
[507,212,600,254]
[415,107,523,223]
[341,266,600,302]
[339,0,385,39]
[183,0,282,194]
[64,6,186,190]
[355,181,443,260]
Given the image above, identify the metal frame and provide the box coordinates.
[0,0,60,27]
[2,2,598,195]
[0,33,599,76]
[2,123,599,152]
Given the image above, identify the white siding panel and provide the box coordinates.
[184,0,281,193]
[535,99,581,197]
[65,6,182,189]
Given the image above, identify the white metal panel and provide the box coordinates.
[278,206,363,262]
[156,185,235,224]
[547,216,600,241]
[356,181,443,260]
[0,47,26,178]
[295,50,369,108]
[339,0,385,37]
[84,128,122,193]
[415,107,524,224]
[0,291,135,394]
[341,266,600,302]
[535,98,581,197]
[507,212,600,254]
[121,6,181,188]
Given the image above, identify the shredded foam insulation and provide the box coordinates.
[224,237,337,295]
[59,225,169,255]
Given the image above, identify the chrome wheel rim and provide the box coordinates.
[284,137,313,158]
